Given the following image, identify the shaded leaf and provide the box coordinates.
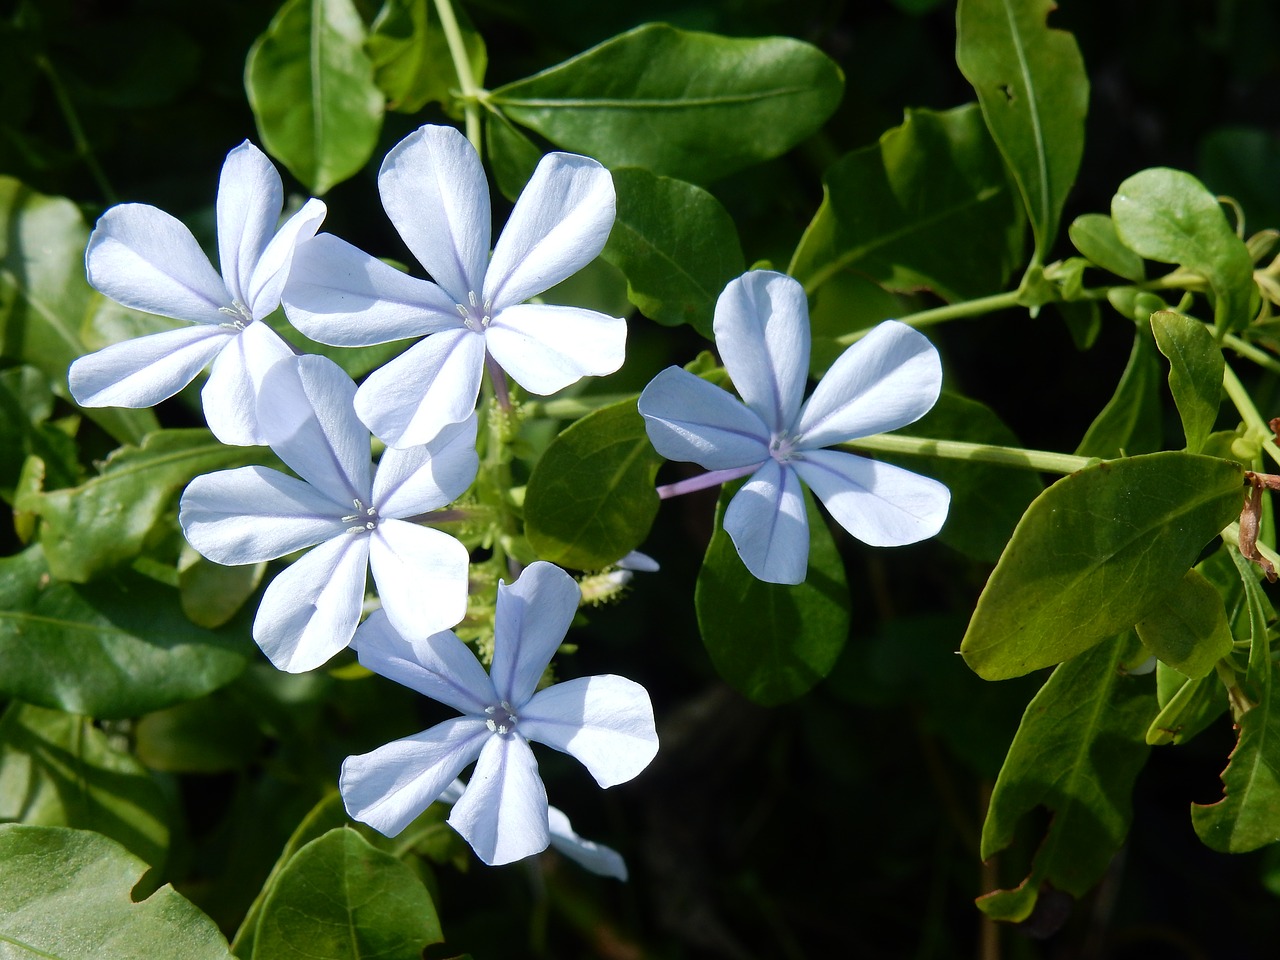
[366,0,486,114]
[0,365,79,498]
[1073,329,1163,459]
[1134,568,1233,679]
[1068,213,1144,282]
[483,106,544,200]
[1150,310,1223,454]
[135,693,265,774]
[1147,660,1226,746]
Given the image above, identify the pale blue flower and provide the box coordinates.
[70,141,326,446]
[340,561,658,866]
[282,123,626,448]
[639,270,950,584]
[179,354,476,672]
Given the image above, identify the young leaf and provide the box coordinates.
[696,485,850,706]
[524,398,663,570]
[1134,568,1233,679]
[1073,330,1163,459]
[790,104,1024,300]
[489,24,843,184]
[1147,661,1225,746]
[1068,213,1144,282]
[978,633,1156,922]
[600,167,745,338]
[245,0,384,195]
[960,452,1245,680]
[956,0,1088,263]
[1149,310,1224,454]
[366,0,486,114]
[0,824,234,959]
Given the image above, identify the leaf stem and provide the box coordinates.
[433,0,483,152]
[841,433,1093,475]
[833,289,1023,347]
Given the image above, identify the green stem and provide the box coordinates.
[1222,363,1280,469]
[841,433,1092,474]
[1223,331,1280,378]
[833,289,1023,347]
[433,0,483,152]
[34,54,116,204]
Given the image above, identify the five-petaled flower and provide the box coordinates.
[178,354,476,672]
[70,141,326,446]
[340,561,658,866]
[639,270,950,584]
[282,123,627,448]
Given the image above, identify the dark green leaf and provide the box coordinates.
[135,693,265,774]
[696,485,850,705]
[245,0,384,195]
[960,452,1245,680]
[489,24,843,184]
[600,167,744,338]
[0,365,79,498]
[1068,213,1145,282]
[1149,310,1223,454]
[956,0,1089,263]
[1147,660,1225,746]
[483,106,544,200]
[1073,330,1163,459]
[366,0,486,114]
[790,104,1024,300]
[1134,569,1233,679]
[1229,545,1274,687]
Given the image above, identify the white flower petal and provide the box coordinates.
[253,532,370,672]
[795,319,943,448]
[521,675,658,788]
[86,203,231,324]
[216,141,284,307]
[379,124,490,300]
[369,520,470,639]
[490,561,581,707]
[282,233,462,345]
[793,449,950,547]
[256,355,372,506]
[448,734,550,866]
[723,461,809,584]
[373,415,479,518]
[546,806,628,880]
[355,327,486,448]
[68,324,231,410]
[484,153,615,310]
[485,303,626,395]
[637,367,770,470]
[246,197,327,319]
[179,465,345,563]
[354,610,497,715]
[341,717,491,838]
[713,270,811,433]
[200,320,295,446]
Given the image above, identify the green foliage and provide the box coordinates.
[1073,330,1163,459]
[1134,569,1233,679]
[1068,213,1145,282]
[366,0,486,114]
[1150,310,1224,453]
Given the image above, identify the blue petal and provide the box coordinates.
[723,460,809,584]
[638,367,770,470]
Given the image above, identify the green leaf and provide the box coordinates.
[524,398,663,570]
[1147,660,1225,746]
[1134,569,1233,679]
[21,428,268,583]
[1068,213,1145,282]
[0,176,157,445]
[695,485,850,705]
[599,167,744,338]
[1112,168,1257,330]
[366,0,486,114]
[135,693,265,774]
[0,703,168,871]
[960,452,1245,680]
[0,546,249,718]
[1073,330,1163,459]
[179,546,266,630]
[956,0,1088,263]
[245,0,384,195]
[1149,310,1224,454]
[1228,545,1274,688]
[250,827,442,960]
[483,107,544,201]
[790,104,1023,300]
[1191,664,1280,852]
[0,824,233,959]
[977,633,1156,922]
[0,365,79,498]
[489,24,843,184]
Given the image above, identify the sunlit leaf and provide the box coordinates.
[1149,310,1224,454]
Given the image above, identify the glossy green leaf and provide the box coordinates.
[0,703,168,870]
[0,824,233,959]
[1073,330,1163,459]
[366,0,485,114]
[960,452,1245,680]
[1147,660,1225,746]
[956,0,1088,263]
[524,398,663,570]
[483,107,544,200]
[696,485,850,705]
[0,546,250,718]
[250,827,442,960]
[21,428,268,583]
[1134,569,1233,679]
[489,24,843,184]
[790,104,1023,300]
[0,365,79,498]
[1112,168,1257,330]
[0,176,157,444]
[1150,310,1223,454]
[978,633,1155,922]
[600,167,744,338]
[245,0,384,195]
[1191,664,1280,852]
[1068,213,1145,282]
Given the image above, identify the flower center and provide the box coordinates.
[217,300,254,330]
[456,291,493,332]
[341,498,378,533]
[484,700,518,736]
[769,434,798,463]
